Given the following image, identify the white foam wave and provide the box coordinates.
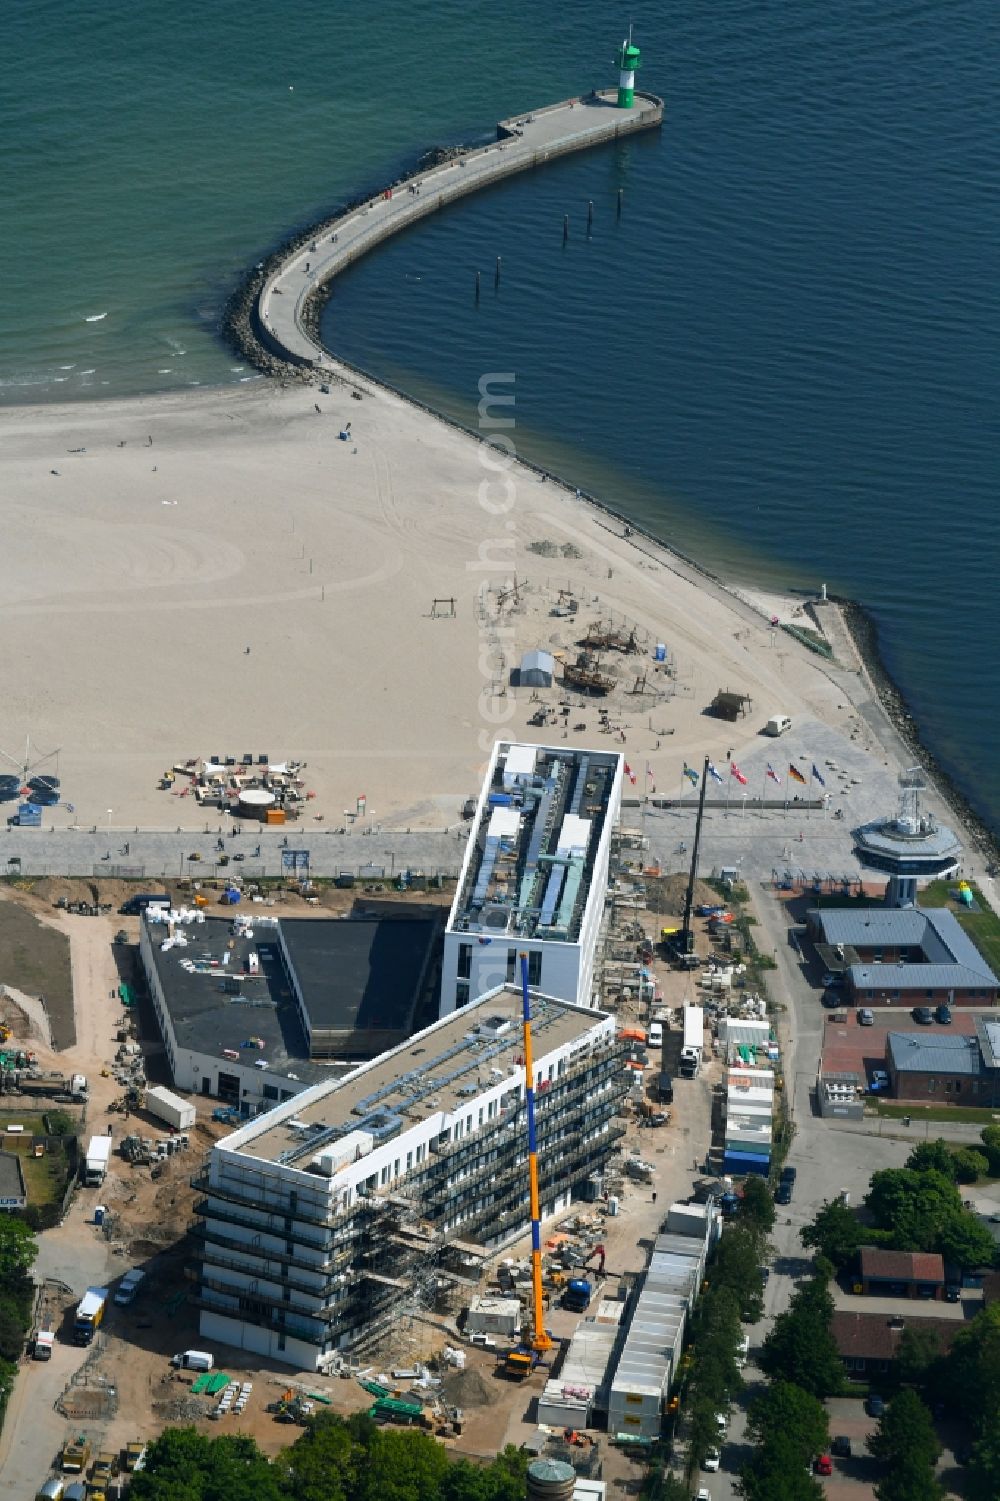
[84,312,108,323]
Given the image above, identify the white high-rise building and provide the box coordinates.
[440,742,624,1017]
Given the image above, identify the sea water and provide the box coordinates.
[3,0,998,834]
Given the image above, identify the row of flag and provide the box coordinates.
[679,760,827,788]
[624,758,828,792]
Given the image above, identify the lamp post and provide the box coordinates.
[106,808,113,834]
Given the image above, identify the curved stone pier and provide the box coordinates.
[253,88,663,371]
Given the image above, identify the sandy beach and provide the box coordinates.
[0,374,881,832]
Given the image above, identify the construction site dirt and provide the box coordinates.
[0,869,720,1495]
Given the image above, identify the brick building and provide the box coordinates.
[808,905,999,1008]
[859,1247,945,1300]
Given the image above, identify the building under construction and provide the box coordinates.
[190,983,629,1369]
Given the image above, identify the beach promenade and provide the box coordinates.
[256,89,662,368]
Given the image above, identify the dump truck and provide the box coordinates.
[62,1438,91,1475]
[144,1086,196,1132]
[12,1072,87,1101]
[73,1288,108,1346]
[84,1136,112,1186]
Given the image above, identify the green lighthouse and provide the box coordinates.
[616,26,641,109]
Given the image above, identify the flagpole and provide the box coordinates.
[784,765,789,815]
[760,765,767,819]
[725,769,732,819]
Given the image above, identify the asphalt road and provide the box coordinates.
[703,886,913,1501]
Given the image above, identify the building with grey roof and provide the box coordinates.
[808,904,998,1007]
[140,908,443,1114]
[885,1030,999,1104]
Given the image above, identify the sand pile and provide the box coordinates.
[647,872,721,917]
[441,1366,496,1408]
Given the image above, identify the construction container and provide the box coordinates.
[265,808,286,825]
[466,1295,520,1337]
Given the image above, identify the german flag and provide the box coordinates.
[788,763,807,784]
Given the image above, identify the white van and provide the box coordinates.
[114,1269,146,1306]
[764,714,792,737]
[648,1021,663,1049]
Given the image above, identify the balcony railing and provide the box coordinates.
[191,1289,325,1346]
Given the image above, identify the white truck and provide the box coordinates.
[84,1135,112,1186]
[680,1004,705,1078]
[144,1086,196,1132]
[171,1349,213,1371]
[33,1326,55,1360]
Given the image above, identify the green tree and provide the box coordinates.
[935,1208,997,1271]
[282,1412,360,1501]
[0,1300,27,1363]
[874,1460,946,1501]
[979,1125,1000,1176]
[747,1381,828,1467]
[950,1148,989,1184]
[965,1418,1000,1501]
[355,1428,450,1501]
[738,1432,824,1501]
[758,1275,843,1398]
[800,1198,865,1272]
[868,1389,941,1469]
[131,1429,284,1501]
[905,1140,956,1178]
[645,1474,689,1501]
[865,1168,960,1250]
[896,1323,944,1389]
[740,1176,776,1234]
[943,1302,1000,1437]
[0,1218,36,1281]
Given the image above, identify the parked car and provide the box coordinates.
[821,990,842,1008]
[935,1003,953,1024]
[814,1456,833,1476]
[945,1284,961,1303]
[714,1412,728,1436]
[858,1007,875,1026]
[695,1490,712,1501]
[869,1068,889,1092]
[759,1266,770,1284]
[821,973,843,988]
[866,1394,886,1418]
[702,1449,721,1473]
[831,1436,852,1458]
[780,1165,797,1184]
[775,1182,793,1205]
[912,1006,934,1024]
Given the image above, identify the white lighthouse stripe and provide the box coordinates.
[619,70,635,90]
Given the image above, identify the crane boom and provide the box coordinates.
[520,952,553,1354]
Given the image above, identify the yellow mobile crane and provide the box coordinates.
[502,953,555,1380]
